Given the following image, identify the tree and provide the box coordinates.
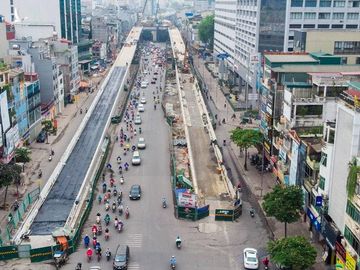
[198,15,214,50]
[15,147,31,164]
[230,128,263,170]
[41,119,53,144]
[347,157,359,199]
[0,163,22,208]
[262,185,303,237]
[268,236,317,270]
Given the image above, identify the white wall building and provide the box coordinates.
[214,0,360,95]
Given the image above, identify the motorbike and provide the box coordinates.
[118,222,123,232]
[96,251,101,262]
[250,208,255,218]
[105,231,110,240]
[48,155,52,162]
[112,203,116,213]
[75,262,82,270]
[120,176,124,185]
[162,199,167,208]
[96,215,101,224]
[176,240,181,249]
[97,225,102,236]
[38,170,42,178]
[102,184,107,193]
[105,203,110,211]
[105,251,111,261]
[113,189,118,197]
[117,196,122,205]
[170,263,176,269]
[125,210,129,219]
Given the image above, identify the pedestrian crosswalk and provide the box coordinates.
[126,233,143,248]
[128,262,141,269]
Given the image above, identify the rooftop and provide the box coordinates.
[348,81,360,91]
[264,54,318,64]
[272,64,360,73]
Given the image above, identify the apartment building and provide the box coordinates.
[214,0,360,100]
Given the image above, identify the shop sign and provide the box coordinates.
[307,207,321,231]
[315,196,323,206]
[336,257,345,270]
[178,192,196,208]
[345,251,356,270]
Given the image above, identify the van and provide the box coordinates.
[113,245,130,270]
[141,81,147,88]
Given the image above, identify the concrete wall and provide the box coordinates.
[0,22,8,61]
[328,104,356,232]
[15,24,56,41]
[305,31,360,64]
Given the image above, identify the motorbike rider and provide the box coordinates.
[97,194,102,204]
[124,162,129,171]
[92,224,98,236]
[105,248,111,260]
[162,197,167,207]
[102,182,107,193]
[104,228,110,240]
[83,234,90,248]
[170,255,176,266]
[139,127,142,134]
[86,248,93,259]
[112,201,117,211]
[117,156,121,163]
[105,201,110,211]
[104,213,110,225]
[118,203,124,215]
[262,257,269,268]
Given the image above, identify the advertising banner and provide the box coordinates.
[178,192,196,208]
[0,91,10,131]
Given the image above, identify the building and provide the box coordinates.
[92,16,109,43]
[0,64,22,163]
[1,0,81,43]
[0,16,9,61]
[51,39,80,105]
[214,0,360,104]
[28,40,64,118]
[258,52,360,268]
[92,41,107,60]
[294,29,360,64]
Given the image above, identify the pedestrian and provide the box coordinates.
[224,103,227,108]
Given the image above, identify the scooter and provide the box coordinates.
[162,199,167,208]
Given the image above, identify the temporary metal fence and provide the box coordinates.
[0,187,40,247]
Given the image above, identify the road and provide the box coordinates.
[31,67,126,235]
[65,42,268,270]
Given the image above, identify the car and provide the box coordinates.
[138,104,145,112]
[140,97,146,104]
[141,81,147,88]
[113,245,130,270]
[243,248,259,269]
[134,115,142,125]
[137,137,146,149]
[129,184,142,199]
[131,150,141,165]
[36,130,47,143]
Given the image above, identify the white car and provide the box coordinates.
[140,97,146,104]
[134,115,142,125]
[141,81,148,88]
[243,248,259,269]
[138,104,145,112]
[137,137,146,149]
[132,151,141,165]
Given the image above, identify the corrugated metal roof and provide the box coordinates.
[265,54,318,63]
[272,65,360,73]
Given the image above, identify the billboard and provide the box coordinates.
[0,91,10,131]
[5,124,20,155]
[178,192,197,208]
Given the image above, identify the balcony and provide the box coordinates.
[306,156,320,171]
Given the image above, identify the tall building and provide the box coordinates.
[1,0,81,44]
[214,0,360,100]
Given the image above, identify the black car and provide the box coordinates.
[36,130,47,143]
[113,245,130,270]
[129,184,141,200]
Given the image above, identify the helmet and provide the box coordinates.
[172,255,175,258]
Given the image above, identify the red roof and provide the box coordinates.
[345,89,360,98]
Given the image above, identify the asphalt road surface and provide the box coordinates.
[65,43,268,270]
[31,67,126,235]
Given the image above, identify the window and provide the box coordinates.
[289,24,302,28]
[347,13,359,20]
[289,36,294,40]
[346,24,358,29]
[333,13,344,19]
[319,13,331,19]
[304,12,316,19]
[319,176,325,190]
[334,41,360,54]
[304,24,316,28]
[10,6,14,13]
[291,0,303,7]
[320,152,327,166]
[344,226,360,256]
[333,1,345,7]
[356,57,360,64]
[305,0,317,6]
[318,24,330,28]
[290,12,303,19]
[10,0,14,5]
[320,0,332,6]
[346,201,360,223]
[350,1,360,7]
[332,24,343,28]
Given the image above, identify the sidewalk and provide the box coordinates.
[192,57,325,269]
[0,74,105,244]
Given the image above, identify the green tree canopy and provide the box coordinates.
[0,163,22,208]
[230,128,263,170]
[262,185,303,237]
[198,15,214,50]
[41,120,53,143]
[268,236,317,270]
[15,147,31,163]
